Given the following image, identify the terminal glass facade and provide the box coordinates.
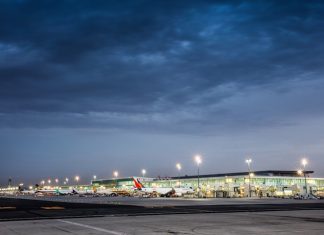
[91,171,324,198]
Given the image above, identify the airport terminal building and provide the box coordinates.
[91,170,324,198]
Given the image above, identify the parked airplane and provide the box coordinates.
[56,188,75,195]
[34,188,74,196]
[20,189,36,195]
[72,188,95,196]
[133,177,194,197]
[173,186,195,196]
[95,187,117,196]
[133,177,174,197]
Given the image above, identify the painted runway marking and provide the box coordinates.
[0,207,16,210]
[41,206,65,210]
[57,219,127,235]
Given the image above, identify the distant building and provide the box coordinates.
[91,170,324,198]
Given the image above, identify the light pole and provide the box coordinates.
[75,176,80,185]
[65,178,69,185]
[176,163,181,188]
[141,169,146,178]
[245,158,252,197]
[113,171,118,188]
[195,155,202,197]
[301,158,308,195]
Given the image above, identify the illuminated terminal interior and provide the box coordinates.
[91,170,324,198]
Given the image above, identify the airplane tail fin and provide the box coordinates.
[72,189,78,194]
[133,177,144,190]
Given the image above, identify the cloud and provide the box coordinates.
[1,0,324,133]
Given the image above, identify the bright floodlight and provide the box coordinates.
[249,173,255,177]
[47,179,51,184]
[29,186,33,190]
[93,175,97,180]
[195,155,202,165]
[176,163,182,171]
[65,178,69,182]
[301,158,308,168]
[245,158,252,164]
[297,169,303,175]
[113,171,119,178]
[41,180,45,185]
[142,169,146,175]
[55,178,59,183]
[75,176,80,182]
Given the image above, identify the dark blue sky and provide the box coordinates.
[1,0,324,185]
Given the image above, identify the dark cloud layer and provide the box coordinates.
[2,1,324,185]
[1,0,324,132]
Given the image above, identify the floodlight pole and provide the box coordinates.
[301,158,308,196]
[246,159,252,197]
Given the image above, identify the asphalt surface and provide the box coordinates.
[6,194,324,206]
[1,210,324,234]
[1,196,324,222]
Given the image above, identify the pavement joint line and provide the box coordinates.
[0,207,16,210]
[41,206,65,210]
[57,219,128,235]
[0,214,106,222]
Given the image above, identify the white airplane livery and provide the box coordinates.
[133,177,194,197]
[95,188,117,196]
[72,188,95,195]
[36,188,74,195]
[173,186,195,196]
[133,177,174,196]
[25,187,117,197]
[20,188,75,196]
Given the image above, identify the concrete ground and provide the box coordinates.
[6,195,324,207]
[1,196,324,221]
[1,210,323,235]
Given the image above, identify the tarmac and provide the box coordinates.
[0,196,324,234]
[1,210,324,234]
[4,194,324,206]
